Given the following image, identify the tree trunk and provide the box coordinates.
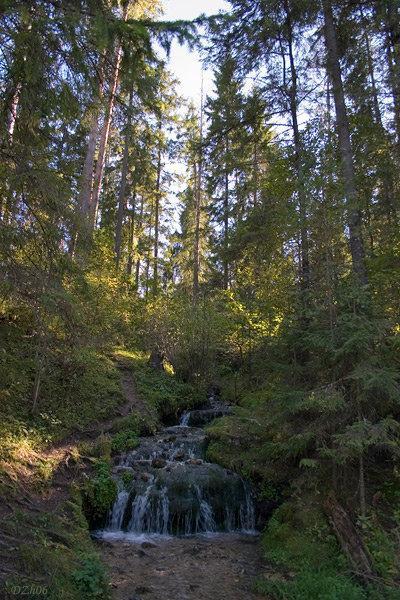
[127,190,136,276]
[360,7,397,227]
[70,54,105,255]
[193,86,204,299]
[223,138,229,290]
[135,195,145,289]
[153,118,162,296]
[252,137,258,207]
[322,0,368,286]
[193,160,202,299]
[283,0,310,292]
[115,87,134,268]
[80,90,103,218]
[362,19,382,127]
[385,0,400,149]
[149,349,164,371]
[324,492,375,582]
[90,1,130,229]
[6,82,22,143]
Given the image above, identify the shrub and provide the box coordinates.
[72,552,110,599]
[82,460,117,525]
[111,430,139,453]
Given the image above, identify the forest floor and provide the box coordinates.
[1,356,269,599]
[1,356,148,520]
[96,533,267,600]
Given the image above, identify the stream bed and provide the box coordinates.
[94,400,264,599]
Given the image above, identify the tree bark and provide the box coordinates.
[362,18,382,127]
[193,86,204,299]
[115,87,134,268]
[324,492,375,581]
[384,0,400,149]
[69,53,106,256]
[6,82,22,143]
[223,138,230,290]
[90,1,130,229]
[283,0,310,292]
[322,0,368,286]
[153,118,163,296]
[127,189,136,276]
[135,195,145,289]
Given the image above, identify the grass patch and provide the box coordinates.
[1,491,111,599]
[115,349,204,419]
[111,430,139,453]
[257,499,400,600]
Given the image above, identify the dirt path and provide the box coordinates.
[0,357,147,522]
[97,533,267,600]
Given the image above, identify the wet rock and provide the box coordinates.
[187,408,232,427]
[184,545,202,556]
[151,458,167,469]
[141,541,157,549]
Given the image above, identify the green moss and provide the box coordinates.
[111,430,139,453]
[121,471,134,489]
[116,350,204,419]
[257,500,400,600]
[255,569,366,600]
[82,459,117,524]
[261,499,345,572]
[2,492,110,600]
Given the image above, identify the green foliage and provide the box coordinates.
[121,470,134,489]
[257,501,400,599]
[2,493,110,600]
[118,349,203,418]
[261,500,345,572]
[82,459,117,522]
[256,569,366,600]
[71,553,110,599]
[358,515,399,580]
[1,0,400,595]
[0,345,123,442]
[111,430,139,453]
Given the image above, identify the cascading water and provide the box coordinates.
[99,400,255,539]
[179,411,190,427]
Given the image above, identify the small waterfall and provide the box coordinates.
[239,482,256,531]
[198,491,217,532]
[128,486,170,535]
[108,489,130,530]
[179,411,190,427]
[99,399,256,539]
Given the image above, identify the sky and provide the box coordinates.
[159,0,229,106]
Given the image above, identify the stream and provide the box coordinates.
[95,398,265,599]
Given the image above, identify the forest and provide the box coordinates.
[0,0,400,598]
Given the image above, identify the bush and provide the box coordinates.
[256,569,365,600]
[82,460,117,525]
[111,430,139,453]
[72,553,110,599]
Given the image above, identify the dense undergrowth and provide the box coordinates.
[0,332,200,598]
[3,490,111,600]
[206,365,400,599]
